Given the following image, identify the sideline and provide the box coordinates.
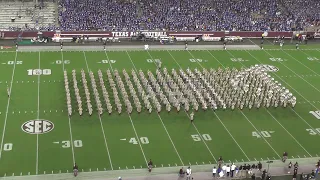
[0,157,318,180]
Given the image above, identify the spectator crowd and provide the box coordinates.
[57,0,320,31]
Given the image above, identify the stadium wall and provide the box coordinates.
[0,31,298,39]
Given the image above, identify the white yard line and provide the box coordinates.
[182,50,252,161]
[249,39,320,94]
[244,49,320,135]
[83,51,115,169]
[241,50,313,156]
[0,52,18,159]
[125,51,185,166]
[266,110,312,157]
[240,111,281,158]
[281,50,320,76]
[225,49,313,155]
[218,50,286,158]
[102,50,147,166]
[282,50,320,70]
[60,51,76,164]
[146,50,219,161]
[36,52,41,174]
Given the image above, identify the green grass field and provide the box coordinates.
[0,46,320,177]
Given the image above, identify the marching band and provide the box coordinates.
[64,65,296,116]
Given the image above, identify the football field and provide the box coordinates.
[0,46,320,177]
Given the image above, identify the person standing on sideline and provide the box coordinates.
[73,163,78,177]
[282,151,288,162]
[148,159,153,172]
[231,163,236,177]
[222,164,227,177]
[212,166,217,178]
[226,165,231,177]
[288,161,292,173]
[185,41,188,50]
[186,167,192,180]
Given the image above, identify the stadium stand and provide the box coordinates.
[0,0,56,31]
[57,0,320,31]
[0,0,318,31]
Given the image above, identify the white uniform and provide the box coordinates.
[212,168,217,177]
[190,112,194,122]
[186,167,192,180]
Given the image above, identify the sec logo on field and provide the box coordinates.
[21,120,54,134]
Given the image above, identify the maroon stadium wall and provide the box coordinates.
[0,31,298,39]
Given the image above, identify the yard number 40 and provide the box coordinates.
[310,110,320,119]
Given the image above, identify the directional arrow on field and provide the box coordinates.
[53,142,60,144]
[120,138,126,141]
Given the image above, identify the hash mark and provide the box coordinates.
[140,166,142,169]
[235,159,238,162]
[168,164,171,167]
[209,161,212,164]
[12,173,14,176]
[254,158,257,161]
[203,162,205,164]
[273,157,276,160]
[67,170,68,173]
[261,158,263,161]
[126,166,128,169]
[89,168,91,172]
[44,171,45,174]
[267,157,270,160]
[316,154,319,157]
[154,165,156,167]
[161,164,163,167]
[20,172,22,176]
[176,163,178,166]
[59,170,61,173]
[28,172,30,175]
[196,162,198,165]
[304,155,306,158]
[297,155,300,158]
[52,171,53,174]
[242,159,244,162]
[83,169,84,172]
[97,168,98,171]
[229,160,231,163]
[292,156,295,158]
[133,166,135,169]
